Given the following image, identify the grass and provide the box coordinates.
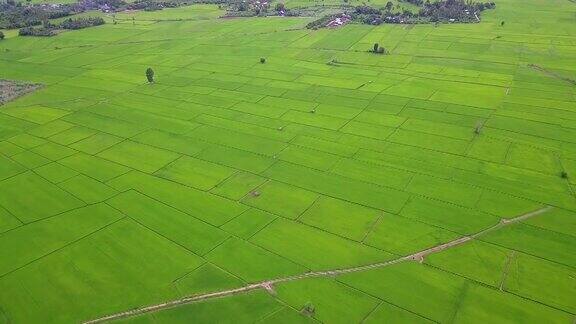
[274,277,380,323]
[121,290,289,323]
[0,0,575,322]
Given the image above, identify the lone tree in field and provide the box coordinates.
[372,43,386,54]
[260,57,266,64]
[146,67,155,83]
[561,171,569,179]
[500,21,505,26]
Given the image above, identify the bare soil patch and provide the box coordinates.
[0,80,43,106]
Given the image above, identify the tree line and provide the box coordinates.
[19,17,105,36]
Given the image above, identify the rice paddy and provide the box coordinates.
[0,0,575,322]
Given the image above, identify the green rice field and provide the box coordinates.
[0,0,575,322]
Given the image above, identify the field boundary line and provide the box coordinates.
[527,64,576,86]
[84,206,553,323]
[499,251,516,291]
[0,216,126,279]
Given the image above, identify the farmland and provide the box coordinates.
[0,0,575,322]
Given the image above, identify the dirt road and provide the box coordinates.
[84,206,552,323]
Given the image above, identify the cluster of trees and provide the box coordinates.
[127,1,164,11]
[225,0,271,17]
[60,17,105,29]
[77,0,127,11]
[224,0,293,17]
[0,2,76,29]
[79,0,230,12]
[19,16,105,37]
[18,25,57,36]
[415,0,495,22]
[125,0,183,11]
[2,0,218,31]
[353,5,385,24]
[350,0,495,25]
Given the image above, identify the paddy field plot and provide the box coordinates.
[0,0,576,322]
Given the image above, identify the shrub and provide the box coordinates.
[385,1,393,10]
[60,17,105,30]
[301,302,315,316]
[145,67,154,83]
[355,5,380,15]
[18,16,104,37]
[18,26,56,36]
[18,27,33,36]
[371,43,386,54]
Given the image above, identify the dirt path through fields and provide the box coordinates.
[528,64,576,85]
[84,206,553,324]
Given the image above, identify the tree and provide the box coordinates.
[500,20,505,26]
[237,2,248,11]
[260,57,266,64]
[145,68,154,83]
[561,171,569,179]
[0,32,4,40]
[372,43,386,54]
[385,1,393,11]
